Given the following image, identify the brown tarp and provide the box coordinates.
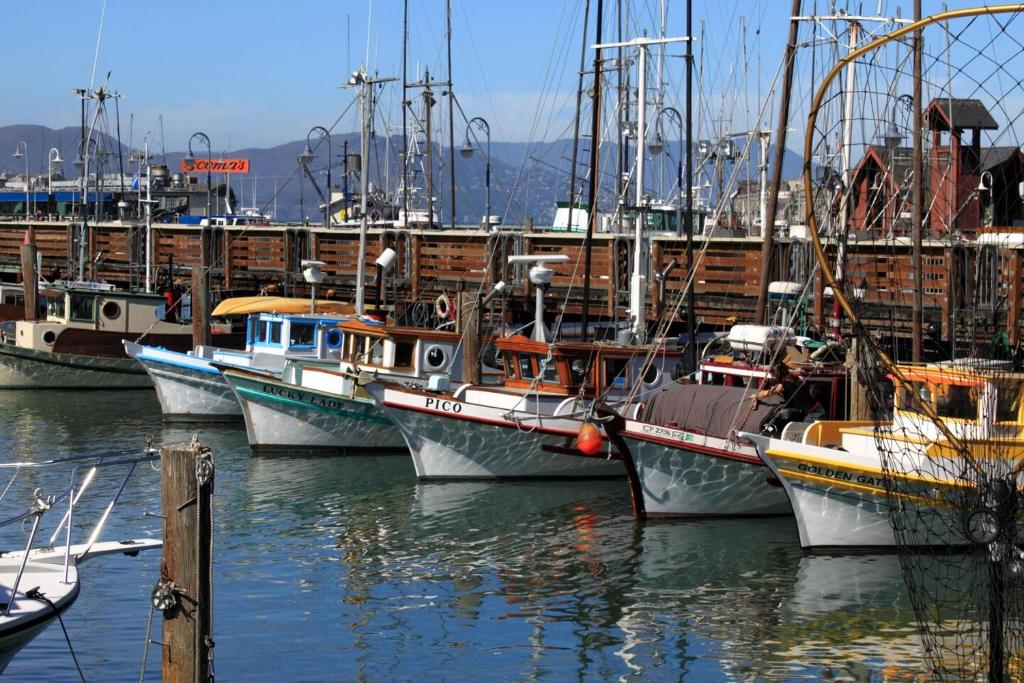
[639,384,783,438]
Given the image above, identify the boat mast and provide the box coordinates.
[352,69,397,314]
[911,0,923,362]
[685,0,696,372]
[567,0,592,233]
[753,0,801,324]
[446,0,456,229]
[582,0,604,342]
[402,0,409,226]
[597,35,687,343]
[832,20,859,340]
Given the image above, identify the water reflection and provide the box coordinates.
[0,392,934,681]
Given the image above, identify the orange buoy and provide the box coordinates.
[575,422,603,456]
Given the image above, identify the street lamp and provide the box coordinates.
[306,126,332,228]
[47,148,63,193]
[649,106,696,372]
[187,132,212,222]
[460,117,491,229]
[11,142,28,220]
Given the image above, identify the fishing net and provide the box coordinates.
[803,6,1024,680]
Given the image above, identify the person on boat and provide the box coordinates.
[752,360,797,402]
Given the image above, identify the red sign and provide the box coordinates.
[181,158,250,174]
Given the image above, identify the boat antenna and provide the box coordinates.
[89,0,107,91]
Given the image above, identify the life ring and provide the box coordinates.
[435,293,454,321]
[324,328,343,349]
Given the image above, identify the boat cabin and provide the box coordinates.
[890,364,1024,429]
[494,335,680,398]
[202,312,351,369]
[0,283,25,322]
[287,319,470,398]
[12,283,216,355]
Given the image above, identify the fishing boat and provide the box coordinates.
[363,331,683,479]
[0,449,161,671]
[0,281,236,389]
[609,323,847,517]
[124,297,353,421]
[222,319,468,454]
[742,362,1024,548]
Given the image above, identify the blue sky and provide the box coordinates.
[4,1,951,152]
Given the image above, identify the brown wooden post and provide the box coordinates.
[847,337,871,421]
[222,230,233,292]
[192,266,209,348]
[20,231,38,321]
[650,240,663,319]
[461,291,481,384]
[160,441,214,683]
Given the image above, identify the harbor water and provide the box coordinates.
[2,390,927,681]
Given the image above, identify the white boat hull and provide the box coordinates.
[224,370,405,453]
[0,343,151,389]
[623,420,791,516]
[124,342,241,421]
[748,435,965,548]
[0,560,79,672]
[366,383,624,479]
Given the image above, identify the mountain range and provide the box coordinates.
[0,124,806,224]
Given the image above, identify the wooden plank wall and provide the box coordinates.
[0,218,1019,345]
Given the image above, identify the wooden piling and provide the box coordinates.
[160,441,214,683]
[191,267,209,348]
[19,232,37,321]
[848,337,871,421]
[461,292,481,384]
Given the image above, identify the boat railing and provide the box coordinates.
[0,446,159,586]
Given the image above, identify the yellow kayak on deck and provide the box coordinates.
[211,296,355,316]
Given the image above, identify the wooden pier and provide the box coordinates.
[0,217,1011,344]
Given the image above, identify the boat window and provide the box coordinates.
[70,294,95,322]
[604,357,630,390]
[289,321,315,347]
[935,385,977,420]
[393,341,414,368]
[342,334,363,362]
[897,381,931,414]
[518,354,536,380]
[101,301,121,320]
[568,357,590,387]
[3,295,15,306]
[539,357,560,384]
[503,352,517,379]
[269,321,282,345]
[995,381,1021,422]
[642,364,659,386]
[368,339,384,364]
[48,296,66,319]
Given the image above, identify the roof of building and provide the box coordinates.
[927,98,999,131]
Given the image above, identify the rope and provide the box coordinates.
[138,602,155,683]
[193,445,215,682]
[26,587,87,682]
